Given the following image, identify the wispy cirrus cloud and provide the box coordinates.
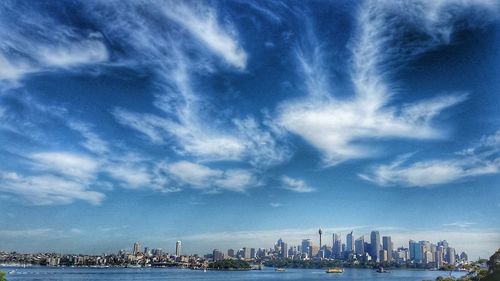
[162,2,247,69]
[360,130,500,187]
[0,1,108,86]
[281,176,315,193]
[278,0,497,166]
[166,160,257,192]
[0,171,105,205]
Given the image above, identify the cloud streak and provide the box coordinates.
[360,130,500,187]
[278,0,496,165]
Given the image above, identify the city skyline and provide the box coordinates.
[0,0,499,261]
[0,228,468,269]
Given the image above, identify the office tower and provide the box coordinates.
[370,231,380,262]
[435,246,444,268]
[250,248,256,259]
[318,227,323,249]
[133,242,141,255]
[438,240,449,249]
[301,239,312,257]
[213,249,224,261]
[310,245,319,257]
[396,247,408,262]
[446,247,456,265]
[242,247,251,260]
[409,240,423,262]
[332,233,342,258]
[227,249,235,258]
[382,236,393,261]
[380,249,388,262]
[276,238,288,258]
[460,252,468,262]
[175,241,182,256]
[144,247,150,256]
[355,236,365,255]
[346,231,354,253]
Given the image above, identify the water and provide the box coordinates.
[2,267,467,281]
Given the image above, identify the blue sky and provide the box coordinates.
[0,0,499,259]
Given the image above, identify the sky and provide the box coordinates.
[0,0,499,260]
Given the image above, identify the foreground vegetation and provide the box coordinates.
[208,259,251,270]
[0,271,6,281]
[431,249,500,281]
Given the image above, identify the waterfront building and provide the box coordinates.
[370,231,380,262]
[301,239,312,257]
[436,246,444,267]
[409,240,423,262]
[382,236,393,261]
[227,249,235,258]
[355,236,365,255]
[460,251,468,262]
[446,247,456,265]
[133,242,141,255]
[379,249,388,262]
[332,233,342,258]
[213,249,224,261]
[250,248,256,259]
[175,241,182,256]
[346,231,354,254]
[242,247,251,260]
[311,245,319,257]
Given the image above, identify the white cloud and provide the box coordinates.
[269,202,282,208]
[360,131,500,186]
[30,152,100,181]
[68,121,109,155]
[162,2,247,69]
[105,164,156,189]
[215,169,256,192]
[0,1,110,86]
[37,39,108,68]
[167,161,222,188]
[443,222,476,228]
[0,54,33,82]
[277,0,497,166]
[281,176,315,193]
[166,160,256,192]
[0,171,105,205]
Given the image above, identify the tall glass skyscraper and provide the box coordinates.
[370,231,380,262]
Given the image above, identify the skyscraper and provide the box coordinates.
[370,231,380,262]
[382,236,393,261]
[133,242,141,255]
[409,240,423,262]
[355,236,365,255]
[175,241,181,256]
[332,233,342,258]
[446,247,456,265]
[346,231,354,253]
[213,249,224,261]
[301,239,312,258]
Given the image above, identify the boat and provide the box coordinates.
[326,267,344,273]
[275,268,286,272]
[376,267,390,273]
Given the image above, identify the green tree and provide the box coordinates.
[0,271,6,281]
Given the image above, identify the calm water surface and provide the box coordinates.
[2,267,467,281]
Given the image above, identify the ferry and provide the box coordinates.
[275,268,286,272]
[376,267,390,273]
[326,267,343,273]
